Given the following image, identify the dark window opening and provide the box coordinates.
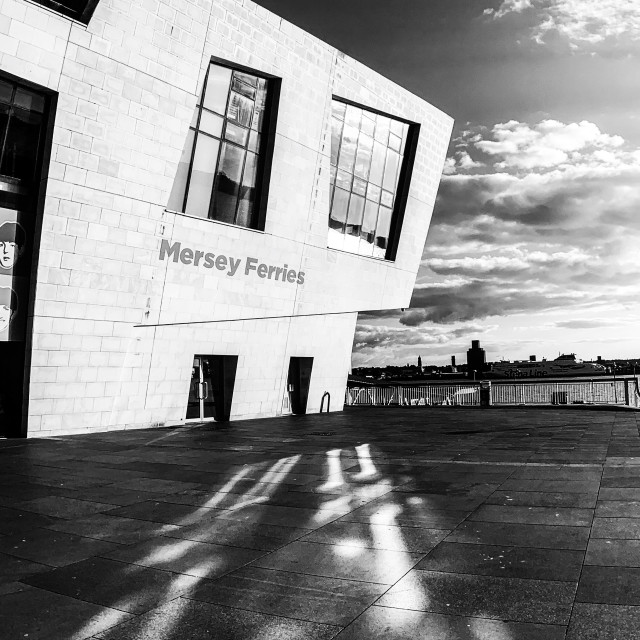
[0,73,56,438]
[328,97,419,261]
[30,0,101,23]
[167,59,280,231]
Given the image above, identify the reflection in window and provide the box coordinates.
[167,61,274,230]
[30,0,100,23]
[328,99,413,260]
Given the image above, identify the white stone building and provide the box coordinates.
[0,0,453,437]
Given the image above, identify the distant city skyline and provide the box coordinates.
[255,1,640,366]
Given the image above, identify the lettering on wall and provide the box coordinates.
[159,240,305,285]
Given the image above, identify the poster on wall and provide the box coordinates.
[0,207,29,342]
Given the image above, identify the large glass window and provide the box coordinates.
[167,61,278,231]
[30,0,100,23]
[328,99,417,260]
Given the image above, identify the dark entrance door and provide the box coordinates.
[287,357,313,415]
[0,76,53,437]
[186,355,238,422]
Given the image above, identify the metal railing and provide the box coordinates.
[346,384,480,407]
[346,377,640,408]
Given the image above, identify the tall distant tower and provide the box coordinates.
[467,340,486,379]
[417,355,423,373]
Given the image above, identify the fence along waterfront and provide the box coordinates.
[346,378,640,408]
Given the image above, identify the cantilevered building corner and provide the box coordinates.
[0,0,452,437]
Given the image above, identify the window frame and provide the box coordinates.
[29,0,101,24]
[329,96,420,262]
[171,57,281,232]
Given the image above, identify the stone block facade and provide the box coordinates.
[0,0,452,436]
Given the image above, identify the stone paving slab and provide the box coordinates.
[1,406,640,638]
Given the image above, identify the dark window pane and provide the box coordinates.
[0,105,9,168]
[199,110,223,137]
[247,129,260,152]
[251,81,267,132]
[211,142,244,224]
[225,122,249,146]
[0,81,13,104]
[337,124,358,172]
[203,65,232,114]
[346,194,365,236]
[14,89,44,113]
[167,128,195,212]
[361,200,379,244]
[234,72,258,87]
[231,76,256,100]
[184,133,219,218]
[227,92,253,127]
[330,117,343,166]
[235,151,258,228]
[329,187,349,231]
[0,109,43,183]
[382,150,400,192]
[354,133,373,179]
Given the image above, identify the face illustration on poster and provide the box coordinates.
[0,220,26,273]
[0,212,27,341]
[0,286,18,335]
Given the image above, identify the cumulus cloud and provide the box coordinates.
[486,0,640,49]
[466,119,626,171]
[485,0,533,19]
[399,118,640,328]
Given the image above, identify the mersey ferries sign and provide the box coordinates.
[158,240,305,285]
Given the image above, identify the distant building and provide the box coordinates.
[451,356,457,373]
[467,340,486,379]
[418,356,423,373]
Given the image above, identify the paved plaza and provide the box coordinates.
[2,407,640,639]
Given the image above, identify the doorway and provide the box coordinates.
[0,74,55,437]
[287,357,313,415]
[186,355,238,422]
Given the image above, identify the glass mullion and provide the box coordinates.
[207,73,234,220]
[232,146,249,225]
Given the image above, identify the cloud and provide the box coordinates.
[399,279,588,326]
[486,0,640,50]
[401,118,640,327]
[552,319,614,329]
[459,119,626,172]
[425,247,590,276]
[353,322,486,353]
[485,0,533,20]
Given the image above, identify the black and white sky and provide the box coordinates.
[254,0,640,366]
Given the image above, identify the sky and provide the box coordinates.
[254,0,640,366]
